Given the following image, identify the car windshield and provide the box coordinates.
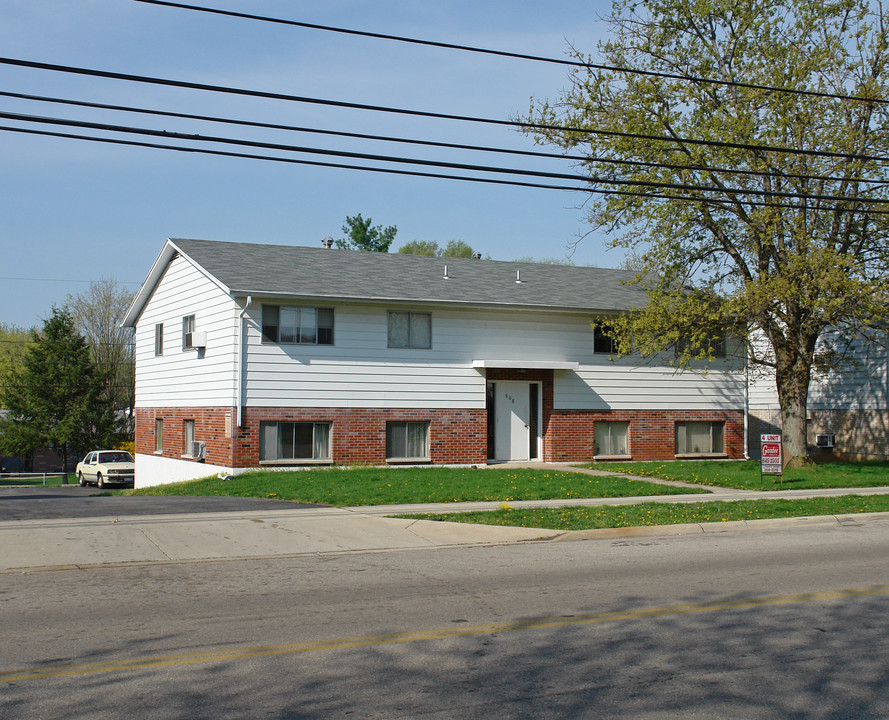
[98,452,134,464]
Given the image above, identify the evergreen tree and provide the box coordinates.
[0,308,116,481]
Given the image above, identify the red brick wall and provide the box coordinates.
[136,402,746,468]
[546,409,745,462]
[136,406,488,467]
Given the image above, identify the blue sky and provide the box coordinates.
[1,0,617,329]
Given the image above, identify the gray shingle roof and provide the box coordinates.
[170,238,648,313]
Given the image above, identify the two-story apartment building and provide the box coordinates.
[123,238,747,487]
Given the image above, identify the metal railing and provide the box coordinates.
[0,472,70,486]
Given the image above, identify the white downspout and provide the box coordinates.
[237,296,252,427]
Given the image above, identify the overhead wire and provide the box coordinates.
[133,0,889,106]
[0,89,875,186]
[4,109,889,206]
[4,124,888,213]
[1,56,886,162]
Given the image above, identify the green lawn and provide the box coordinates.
[589,459,889,491]
[127,466,703,506]
[402,494,889,530]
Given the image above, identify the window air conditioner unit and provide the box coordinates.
[190,330,207,348]
[815,433,836,448]
[192,441,206,460]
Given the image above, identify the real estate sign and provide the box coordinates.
[761,434,783,474]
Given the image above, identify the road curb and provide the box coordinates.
[550,511,889,541]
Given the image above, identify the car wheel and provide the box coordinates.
[78,472,86,487]
[96,472,105,489]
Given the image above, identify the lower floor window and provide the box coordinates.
[386,421,429,459]
[675,421,724,455]
[594,421,629,456]
[261,422,331,461]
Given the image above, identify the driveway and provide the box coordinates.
[0,486,319,521]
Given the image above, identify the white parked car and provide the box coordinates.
[76,450,135,488]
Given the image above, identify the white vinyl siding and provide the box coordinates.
[133,253,239,408]
[749,330,889,412]
[241,305,745,411]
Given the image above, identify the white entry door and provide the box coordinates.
[494,381,531,461]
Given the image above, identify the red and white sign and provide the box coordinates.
[761,434,783,474]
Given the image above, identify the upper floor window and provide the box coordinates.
[262,305,334,345]
[593,324,619,355]
[388,311,431,349]
[154,323,164,356]
[182,314,196,351]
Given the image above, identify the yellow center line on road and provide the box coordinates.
[4,584,888,683]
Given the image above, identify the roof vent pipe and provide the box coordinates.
[516,270,525,284]
[321,236,334,249]
[472,252,482,260]
[443,264,450,280]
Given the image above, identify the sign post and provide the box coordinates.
[760,434,783,487]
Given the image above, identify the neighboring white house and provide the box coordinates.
[748,330,889,461]
[122,238,748,487]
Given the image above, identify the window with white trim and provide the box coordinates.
[183,419,195,456]
[182,314,196,351]
[675,421,725,455]
[593,324,619,355]
[260,422,331,462]
[262,305,334,345]
[386,421,429,460]
[594,421,629,456]
[388,311,431,349]
[154,323,164,356]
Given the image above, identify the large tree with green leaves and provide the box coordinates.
[398,239,480,257]
[525,0,889,464]
[336,213,398,252]
[0,308,117,478]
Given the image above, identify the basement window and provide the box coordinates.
[594,421,630,457]
[675,421,725,456]
[386,421,429,461]
[260,422,331,463]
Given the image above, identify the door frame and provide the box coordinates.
[487,381,542,462]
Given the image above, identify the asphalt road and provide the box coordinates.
[3,514,889,718]
[0,486,319,520]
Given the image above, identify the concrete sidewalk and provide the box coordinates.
[4,465,889,572]
[0,506,562,572]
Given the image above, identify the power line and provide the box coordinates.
[2,56,886,162]
[5,110,887,206]
[4,124,889,214]
[2,90,873,186]
[0,275,140,284]
[133,0,889,106]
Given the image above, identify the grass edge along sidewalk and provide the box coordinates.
[126,466,703,505]
[591,459,889,491]
[398,495,889,531]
